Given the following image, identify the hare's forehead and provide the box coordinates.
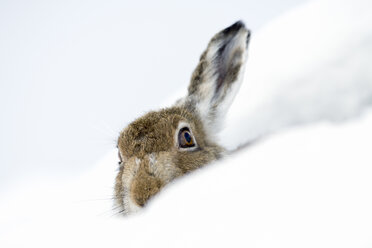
[118,109,193,157]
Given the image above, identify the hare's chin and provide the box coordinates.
[123,196,141,214]
[122,187,141,214]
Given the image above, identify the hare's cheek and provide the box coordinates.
[174,149,220,172]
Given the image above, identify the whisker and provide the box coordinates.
[72,195,116,203]
[109,209,125,218]
[95,205,123,218]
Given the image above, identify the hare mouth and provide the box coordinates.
[119,157,142,215]
[122,193,141,214]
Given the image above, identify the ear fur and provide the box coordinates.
[181,21,250,135]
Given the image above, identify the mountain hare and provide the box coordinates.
[115,21,250,214]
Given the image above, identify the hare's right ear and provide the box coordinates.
[181,21,250,133]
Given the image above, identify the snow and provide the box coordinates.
[1,0,372,247]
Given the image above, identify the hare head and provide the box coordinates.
[115,21,250,214]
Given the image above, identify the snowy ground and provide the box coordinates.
[1,0,372,247]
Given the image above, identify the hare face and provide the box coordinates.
[115,21,250,214]
[115,107,223,212]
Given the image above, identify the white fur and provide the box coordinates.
[148,153,157,168]
[148,153,182,184]
[121,157,142,214]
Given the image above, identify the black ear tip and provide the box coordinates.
[222,20,246,35]
[234,20,245,28]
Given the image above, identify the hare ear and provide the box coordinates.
[183,21,250,133]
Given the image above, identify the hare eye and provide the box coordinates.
[178,127,195,148]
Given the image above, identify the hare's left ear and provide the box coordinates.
[182,21,250,133]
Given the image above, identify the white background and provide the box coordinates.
[0,0,306,190]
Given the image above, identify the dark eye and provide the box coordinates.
[118,150,123,164]
[178,127,195,148]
